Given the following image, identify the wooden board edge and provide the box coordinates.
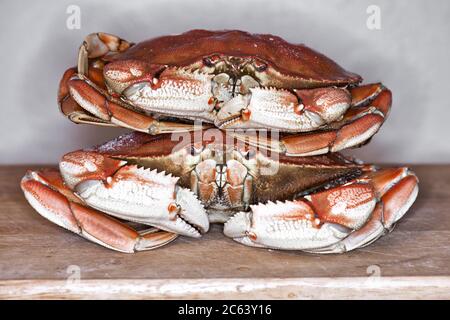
[1,276,450,299]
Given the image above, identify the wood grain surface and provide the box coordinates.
[0,165,449,299]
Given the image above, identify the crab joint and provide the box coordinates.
[294,103,305,115]
[168,202,181,221]
[208,96,220,111]
[241,108,251,121]
[253,60,267,72]
[246,231,257,241]
[150,77,161,89]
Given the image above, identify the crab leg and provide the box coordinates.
[21,169,178,253]
[58,33,200,134]
[67,75,199,133]
[283,83,390,155]
[224,166,418,253]
[58,149,209,238]
[231,83,391,156]
[58,67,116,127]
[315,167,418,253]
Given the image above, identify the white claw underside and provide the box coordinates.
[248,88,325,131]
[122,70,350,132]
[217,87,350,132]
[124,71,215,122]
[74,167,206,237]
[176,188,209,234]
[224,200,352,250]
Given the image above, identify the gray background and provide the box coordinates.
[1,0,449,164]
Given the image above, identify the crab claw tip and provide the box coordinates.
[175,188,209,236]
[223,211,251,238]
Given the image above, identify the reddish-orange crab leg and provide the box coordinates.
[59,33,201,134]
[224,166,418,253]
[21,169,178,253]
[77,33,133,75]
[233,83,391,156]
[284,83,390,155]
[58,67,116,127]
[58,148,209,238]
[304,167,418,253]
[67,75,198,134]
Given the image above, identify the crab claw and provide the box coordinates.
[224,167,418,253]
[20,169,179,253]
[173,187,210,235]
[60,152,209,237]
[103,60,166,95]
[224,200,352,250]
[216,87,351,132]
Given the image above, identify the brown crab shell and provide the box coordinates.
[107,29,362,88]
[92,131,364,204]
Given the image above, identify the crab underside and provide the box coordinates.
[22,30,418,253]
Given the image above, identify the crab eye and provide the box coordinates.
[241,149,256,160]
[190,145,202,156]
[203,55,221,67]
[253,60,267,72]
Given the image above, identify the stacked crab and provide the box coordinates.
[21,30,418,253]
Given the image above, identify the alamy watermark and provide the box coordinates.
[66,264,81,286]
[66,5,81,30]
[366,5,381,30]
[365,264,382,284]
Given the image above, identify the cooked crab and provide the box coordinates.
[21,130,418,253]
[59,30,391,156]
[21,30,417,253]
